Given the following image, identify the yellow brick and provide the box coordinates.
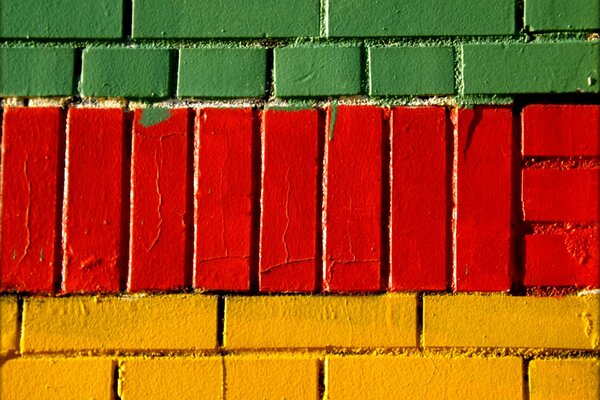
[22,295,217,353]
[423,294,600,350]
[325,355,522,400]
[529,358,600,400]
[224,294,417,349]
[0,296,18,354]
[120,357,223,400]
[225,355,319,400]
[0,357,114,400]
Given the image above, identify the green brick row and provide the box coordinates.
[0,42,597,98]
[524,0,600,32]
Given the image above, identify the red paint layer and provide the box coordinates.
[524,231,599,288]
[0,107,62,292]
[390,107,448,291]
[128,109,189,292]
[194,108,254,291]
[260,109,319,292]
[455,107,513,292]
[324,105,382,292]
[522,105,600,156]
[62,108,124,293]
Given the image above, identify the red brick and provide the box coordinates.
[260,109,319,292]
[324,105,382,292]
[522,105,600,156]
[62,108,125,293]
[0,107,62,292]
[390,107,448,291]
[194,108,254,291]
[128,109,190,292]
[524,231,599,288]
[523,169,600,222]
[455,107,513,292]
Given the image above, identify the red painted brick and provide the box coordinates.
[522,105,600,156]
[390,107,448,291]
[128,109,190,292]
[455,107,513,292]
[523,169,600,222]
[195,108,254,291]
[0,107,62,292]
[524,231,599,288]
[62,108,125,293]
[324,105,382,292]
[260,109,319,292]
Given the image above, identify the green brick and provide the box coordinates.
[328,0,514,37]
[178,48,267,98]
[0,0,122,39]
[0,47,75,97]
[368,46,455,96]
[274,47,361,98]
[133,0,319,38]
[81,48,172,99]
[525,0,600,31]
[462,42,599,95]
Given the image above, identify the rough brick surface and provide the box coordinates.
[62,108,124,293]
[525,0,600,31]
[260,109,319,292]
[0,296,18,354]
[194,108,254,291]
[529,359,600,400]
[1,108,62,292]
[324,106,382,292]
[128,108,190,292]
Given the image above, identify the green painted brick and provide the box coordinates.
[133,0,319,38]
[274,47,362,98]
[462,42,599,95]
[327,0,514,37]
[0,47,75,97]
[0,0,122,39]
[81,48,172,99]
[178,48,267,98]
[525,0,600,31]
[369,46,455,96]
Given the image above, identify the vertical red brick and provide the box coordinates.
[390,107,448,291]
[63,108,125,292]
[455,107,513,292]
[195,108,254,291]
[324,105,382,292]
[522,105,600,156]
[0,107,62,292]
[128,108,189,292]
[260,109,319,292]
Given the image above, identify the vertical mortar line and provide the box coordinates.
[249,108,263,293]
[317,356,326,400]
[315,109,326,293]
[53,108,67,293]
[322,107,330,291]
[319,0,328,38]
[359,43,369,96]
[217,295,227,400]
[184,108,196,290]
[522,356,531,400]
[123,0,133,40]
[511,102,526,295]
[264,46,275,102]
[515,0,525,34]
[380,108,391,290]
[191,108,201,289]
[450,108,459,292]
[16,296,24,355]
[453,44,464,100]
[72,48,84,99]
[169,49,180,99]
[416,292,424,348]
[444,108,455,291]
[112,362,123,400]
[120,109,133,292]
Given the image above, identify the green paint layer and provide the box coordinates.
[178,48,267,98]
[369,46,455,96]
[81,48,171,98]
[0,47,75,96]
[525,0,600,31]
[462,41,599,95]
[139,108,171,127]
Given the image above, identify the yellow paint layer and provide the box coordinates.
[325,355,523,400]
[423,294,600,350]
[225,355,319,400]
[529,358,600,400]
[0,357,114,400]
[119,357,223,400]
[0,296,18,354]
[224,294,417,349]
[22,295,217,353]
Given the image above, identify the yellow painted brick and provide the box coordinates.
[224,294,417,349]
[423,294,600,350]
[529,358,600,400]
[0,357,114,400]
[325,355,523,400]
[120,357,223,400]
[225,355,319,400]
[22,295,217,353]
[0,296,18,354]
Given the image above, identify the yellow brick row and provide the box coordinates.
[0,296,18,354]
[529,358,600,400]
